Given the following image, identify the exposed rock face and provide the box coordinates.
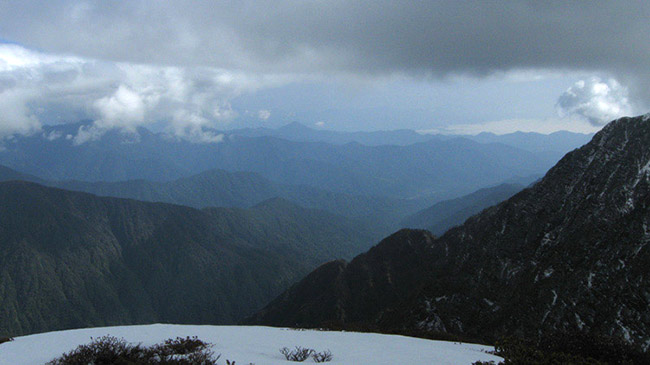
[249,115,650,351]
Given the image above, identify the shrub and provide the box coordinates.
[312,349,333,362]
[0,337,13,345]
[279,346,314,361]
[156,336,210,356]
[47,335,220,364]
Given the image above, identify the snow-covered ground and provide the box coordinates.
[0,324,502,364]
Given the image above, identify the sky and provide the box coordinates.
[0,1,648,142]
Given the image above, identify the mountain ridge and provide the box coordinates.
[248,114,650,352]
[0,122,564,201]
[0,180,376,337]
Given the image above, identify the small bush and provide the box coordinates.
[312,349,333,362]
[47,335,220,364]
[157,336,209,355]
[280,346,314,361]
[0,337,14,345]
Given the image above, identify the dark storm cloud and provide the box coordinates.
[0,1,648,77]
[0,1,647,135]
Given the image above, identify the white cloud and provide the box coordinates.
[43,130,62,141]
[0,88,41,136]
[0,43,292,142]
[258,109,271,120]
[94,85,147,129]
[314,121,326,127]
[556,77,633,126]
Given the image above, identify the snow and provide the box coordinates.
[543,267,554,278]
[540,232,553,246]
[0,324,502,365]
[631,159,650,188]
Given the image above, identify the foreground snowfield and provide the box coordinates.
[0,324,502,364]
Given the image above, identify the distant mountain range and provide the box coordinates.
[228,121,593,155]
[466,130,593,162]
[248,114,650,353]
[0,181,377,337]
[0,121,586,201]
[0,165,429,236]
[401,183,525,235]
[228,121,437,146]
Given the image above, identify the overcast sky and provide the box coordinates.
[0,1,648,141]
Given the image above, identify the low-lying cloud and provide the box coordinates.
[557,78,632,126]
[0,44,290,143]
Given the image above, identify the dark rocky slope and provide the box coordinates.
[249,115,650,352]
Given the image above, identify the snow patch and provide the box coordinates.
[617,320,633,343]
[0,324,503,365]
[543,267,554,278]
[540,232,553,246]
[575,313,585,330]
[631,159,650,189]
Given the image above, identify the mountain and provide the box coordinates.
[0,123,190,182]
[0,166,429,235]
[0,182,376,337]
[230,121,438,146]
[248,114,650,352]
[231,122,592,160]
[467,130,594,159]
[401,183,524,235]
[0,123,555,201]
[54,169,431,232]
[171,135,552,200]
[0,165,43,183]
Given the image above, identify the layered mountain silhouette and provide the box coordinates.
[229,121,437,146]
[248,115,650,352]
[0,182,376,337]
[0,122,559,201]
[401,183,525,235]
[0,166,429,236]
[231,121,592,155]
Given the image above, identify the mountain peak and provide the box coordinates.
[278,121,313,132]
